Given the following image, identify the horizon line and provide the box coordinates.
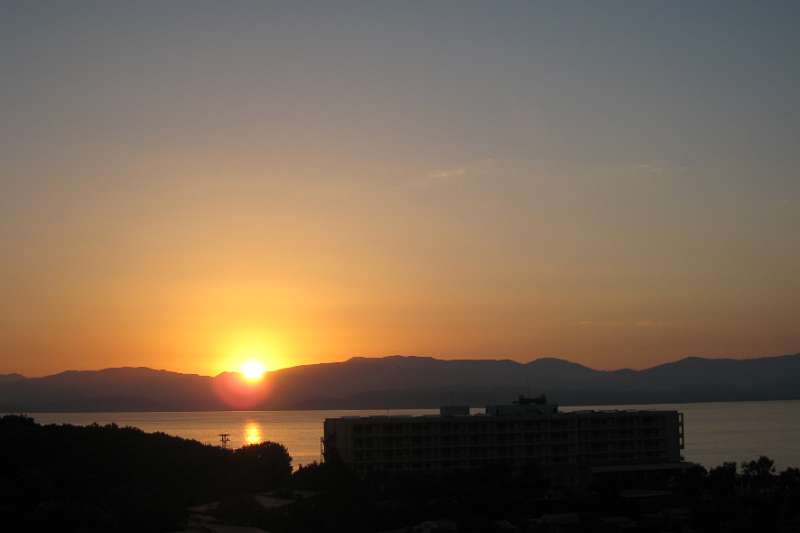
[4,351,799,380]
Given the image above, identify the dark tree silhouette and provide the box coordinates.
[0,415,291,533]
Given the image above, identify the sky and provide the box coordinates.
[1,1,798,377]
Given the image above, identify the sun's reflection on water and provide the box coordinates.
[244,421,264,445]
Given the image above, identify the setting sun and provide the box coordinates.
[239,360,266,382]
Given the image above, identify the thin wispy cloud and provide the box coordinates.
[633,163,665,175]
[578,319,671,328]
[427,167,467,181]
[419,157,501,186]
[628,162,688,177]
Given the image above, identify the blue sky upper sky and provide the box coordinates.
[1,2,798,376]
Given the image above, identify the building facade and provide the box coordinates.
[323,398,684,476]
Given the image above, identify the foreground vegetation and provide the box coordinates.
[2,415,799,532]
[223,456,800,533]
[0,415,290,532]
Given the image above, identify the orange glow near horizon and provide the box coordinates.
[240,360,266,382]
[2,4,799,380]
[211,369,271,409]
[212,331,290,377]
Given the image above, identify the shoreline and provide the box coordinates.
[6,397,800,415]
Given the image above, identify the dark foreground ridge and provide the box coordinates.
[3,415,800,532]
[2,352,800,411]
[0,415,291,532]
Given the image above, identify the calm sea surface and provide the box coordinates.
[19,400,800,470]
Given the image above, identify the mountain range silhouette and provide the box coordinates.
[1,353,799,411]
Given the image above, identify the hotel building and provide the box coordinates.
[323,396,685,478]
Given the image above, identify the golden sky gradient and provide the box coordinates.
[1,3,798,377]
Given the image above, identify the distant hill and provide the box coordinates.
[0,368,220,412]
[1,353,799,412]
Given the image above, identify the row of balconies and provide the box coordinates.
[349,441,668,460]
[347,416,669,435]
[350,448,670,467]
[350,433,668,449]
[350,426,666,437]
[347,429,666,445]
[348,422,667,437]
